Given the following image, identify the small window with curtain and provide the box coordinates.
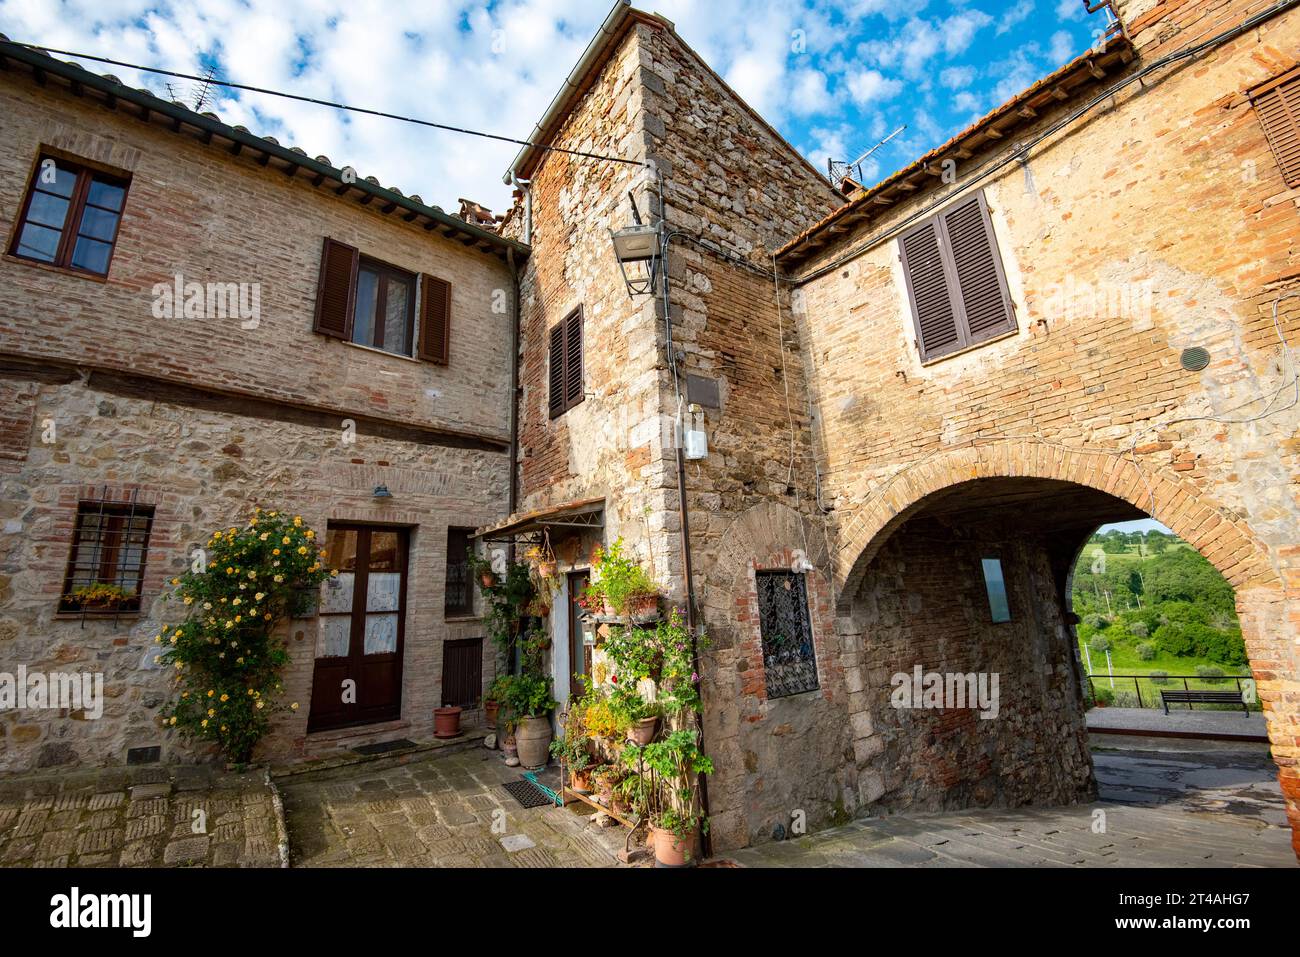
[59,501,155,614]
[10,153,130,276]
[312,237,451,363]
[755,570,819,698]
[898,190,1016,362]
[444,527,474,617]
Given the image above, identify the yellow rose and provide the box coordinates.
[305,530,315,540]
[207,690,215,697]
[282,537,291,545]
[219,694,229,702]
[169,716,177,725]
[201,719,208,728]
[291,702,299,711]
[256,700,265,710]
[293,516,302,526]
[297,546,308,555]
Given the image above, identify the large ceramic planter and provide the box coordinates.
[515,715,553,769]
[651,825,697,867]
[433,706,462,739]
[627,716,658,746]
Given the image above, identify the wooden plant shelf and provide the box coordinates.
[560,786,640,831]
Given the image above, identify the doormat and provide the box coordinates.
[352,738,417,756]
[502,778,554,809]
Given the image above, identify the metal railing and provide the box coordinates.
[1085,673,1256,710]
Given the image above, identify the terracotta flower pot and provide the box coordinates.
[627,715,659,746]
[651,825,697,867]
[627,593,659,619]
[433,706,463,739]
[538,560,557,579]
[479,571,497,588]
[569,768,593,792]
[484,700,500,726]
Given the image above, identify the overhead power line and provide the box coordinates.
[11,42,646,169]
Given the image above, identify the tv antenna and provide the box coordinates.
[828,124,906,187]
[165,65,219,111]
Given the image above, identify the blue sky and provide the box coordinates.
[0,1,1113,212]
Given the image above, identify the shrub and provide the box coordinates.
[1090,685,1115,707]
[1113,691,1139,708]
[158,509,333,763]
[1128,621,1149,639]
[1089,635,1111,654]
[1153,622,1193,657]
[1135,642,1157,661]
[1149,671,1170,685]
[1195,664,1225,679]
[1082,613,1110,630]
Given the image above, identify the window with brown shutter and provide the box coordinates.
[419,274,451,364]
[313,240,449,363]
[10,153,130,276]
[1249,66,1300,188]
[898,191,1016,362]
[548,306,584,418]
[313,237,359,340]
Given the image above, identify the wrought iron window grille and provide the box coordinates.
[755,570,819,698]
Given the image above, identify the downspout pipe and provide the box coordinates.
[657,181,712,856]
[506,247,521,519]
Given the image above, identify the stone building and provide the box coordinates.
[1,0,1298,862]
[492,0,1300,857]
[0,40,523,767]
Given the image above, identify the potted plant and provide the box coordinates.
[550,733,594,791]
[433,705,462,738]
[502,732,519,765]
[502,672,557,769]
[610,685,660,745]
[623,729,714,867]
[592,538,660,619]
[485,674,509,728]
[468,552,498,589]
[67,582,131,611]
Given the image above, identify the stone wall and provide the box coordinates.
[0,377,505,770]
[0,72,514,770]
[788,1,1300,853]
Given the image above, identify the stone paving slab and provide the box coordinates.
[0,764,283,868]
[1087,706,1267,740]
[727,744,1296,869]
[278,745,627,868]
[728,743,1294,868]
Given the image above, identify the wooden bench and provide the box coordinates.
[1160,689,1248,715]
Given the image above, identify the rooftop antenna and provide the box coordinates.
[828,124,906,187]
[190,65,217,112]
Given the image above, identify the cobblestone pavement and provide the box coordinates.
[0,764,282,868]
[728,742,1296,868]
[278,745,626,867]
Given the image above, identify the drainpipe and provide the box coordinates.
[506,247,521,518]
[656,175,712,856]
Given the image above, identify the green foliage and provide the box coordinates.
[1089,635,1111,654]
[603,609,705,716]
[496,671,556,719]
[476,559,535,652]
[549,732,591,772]
[1149,670,1169,685]
[1091,685,1115,707]
[158,509,332,763]
[1195,664,1225,679]
[589,538,658,615]
[1072,528,1246,677]
[622,728,714,839]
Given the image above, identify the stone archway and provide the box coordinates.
[831,438,1299,858]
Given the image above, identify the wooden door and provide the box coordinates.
[309,525,408,731]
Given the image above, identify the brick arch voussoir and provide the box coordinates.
[834,441,1281,600]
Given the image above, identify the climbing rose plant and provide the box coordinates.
[157,509,334,763]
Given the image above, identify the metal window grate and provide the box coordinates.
[755,571,819,698]
[59,487,156,626]
[442,637,484,708]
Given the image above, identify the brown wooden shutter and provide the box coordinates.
[1250,67,1300,188]
[548,323,566,419]
[419,274,451,364]
[940,194,1016,344]
[313,237,358,340]
[900,219,963,361]
[564,308,584,408]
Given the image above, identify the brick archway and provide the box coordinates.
[833,438,1300,859]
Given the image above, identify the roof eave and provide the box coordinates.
[0,38,530,261]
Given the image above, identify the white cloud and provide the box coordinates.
[1055,0,1086,20]
[846,68,904,105]
[940,10,992,56]
[790,68,833,116]
[997,2,1036,35]
[940,65,977,89]
[1048,29,1076,64]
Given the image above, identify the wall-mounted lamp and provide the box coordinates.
[610,193,661,298]
[372,485,393,499]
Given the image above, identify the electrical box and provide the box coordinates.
[683,404,708,460]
